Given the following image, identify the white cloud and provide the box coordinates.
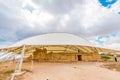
[90,33,120,50]
[60,14,70,27]
[22,9,55,27]
[100,37,109,42]
[0,0,120,50]
[105,43,120,50]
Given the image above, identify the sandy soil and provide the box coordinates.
[23,62,120,80]
[1,61,120,80]
[102,62,120,72]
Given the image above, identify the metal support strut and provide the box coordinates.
[11,45,25,80]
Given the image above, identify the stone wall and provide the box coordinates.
[32,48,77,61]
[1,45,101,62]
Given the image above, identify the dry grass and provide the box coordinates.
[0,62,32,80]
[0,69,32,80]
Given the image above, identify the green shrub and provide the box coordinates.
[101,54,111,59]
[3,69,32,74]
[3,69,14,74]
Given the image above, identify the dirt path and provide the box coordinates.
[22,62,120,80]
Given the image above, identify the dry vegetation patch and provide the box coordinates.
[0,62,32,80]
[102,62,120,72]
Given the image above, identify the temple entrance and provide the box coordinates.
[78,55,82,61]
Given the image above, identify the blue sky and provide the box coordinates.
[99,0,117,8]
[0,0,120,50]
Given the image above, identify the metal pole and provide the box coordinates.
[11,45,25,80]
[18,45,25,72]
[30,53,33,71]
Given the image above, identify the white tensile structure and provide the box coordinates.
[7,33,100,62]
[0,51,21,62]
[10,33,92,47]
[1,33,101,62]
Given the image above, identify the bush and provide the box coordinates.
[3,69,32,74]
[4,69,14,74]
[101,54,111,59]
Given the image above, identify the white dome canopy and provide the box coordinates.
[10,33,92,47]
